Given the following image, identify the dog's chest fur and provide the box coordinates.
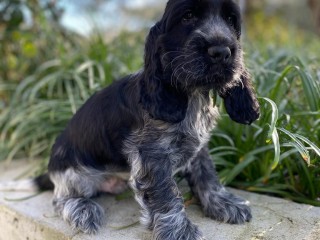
[173,90,219,168]
[181,91,219,147]
[125,90,219,170]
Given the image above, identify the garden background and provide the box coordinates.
[0,0,319,206]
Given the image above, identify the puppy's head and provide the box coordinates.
[141,0,260,124]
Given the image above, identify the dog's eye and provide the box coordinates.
[227,14,237,27]
[182,11,195,22]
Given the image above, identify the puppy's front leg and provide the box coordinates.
[185,147,252,224]
[129,148,204,240]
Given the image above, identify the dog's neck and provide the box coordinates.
[186,89,217,114]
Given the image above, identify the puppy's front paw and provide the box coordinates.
[203,189,252,224]
[152,212,205,240]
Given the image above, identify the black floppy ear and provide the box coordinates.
[140,23,188,123]
[144,23,162,76]
[221,71,260,125]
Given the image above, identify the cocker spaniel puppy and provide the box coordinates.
[35,0,260,239]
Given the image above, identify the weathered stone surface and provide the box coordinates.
[0,160,319,240]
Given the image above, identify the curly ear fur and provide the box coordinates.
[140,22,188,123]
[222,71,260,125]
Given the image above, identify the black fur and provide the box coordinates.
[48,78,139,172]
[34,173,54,190]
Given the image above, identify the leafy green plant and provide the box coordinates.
[0,32,144,163]
[0,57,103,162]
[211,50,320,206]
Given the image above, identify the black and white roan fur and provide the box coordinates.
[32,0,260,239]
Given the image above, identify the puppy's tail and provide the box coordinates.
[0,173,54,192]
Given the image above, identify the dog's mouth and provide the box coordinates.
[200,68,237,90]
[168,53,238,89]
[207,61,236,80]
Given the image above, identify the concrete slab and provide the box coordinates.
[0,160,319,240]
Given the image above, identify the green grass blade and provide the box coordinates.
[210,133,235,147]
[270,128,280,170]
[278,128,310,165]
[269,65,295,102]
[259,97,280,169]
[294,134,320,157]
[64,80,77,114]
[297,69,320,111]
[260,97,279,142]
[223,155,256,184]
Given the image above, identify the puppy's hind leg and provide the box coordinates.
[50,167,105,234]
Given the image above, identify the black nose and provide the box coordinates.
[207,46,231,63]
